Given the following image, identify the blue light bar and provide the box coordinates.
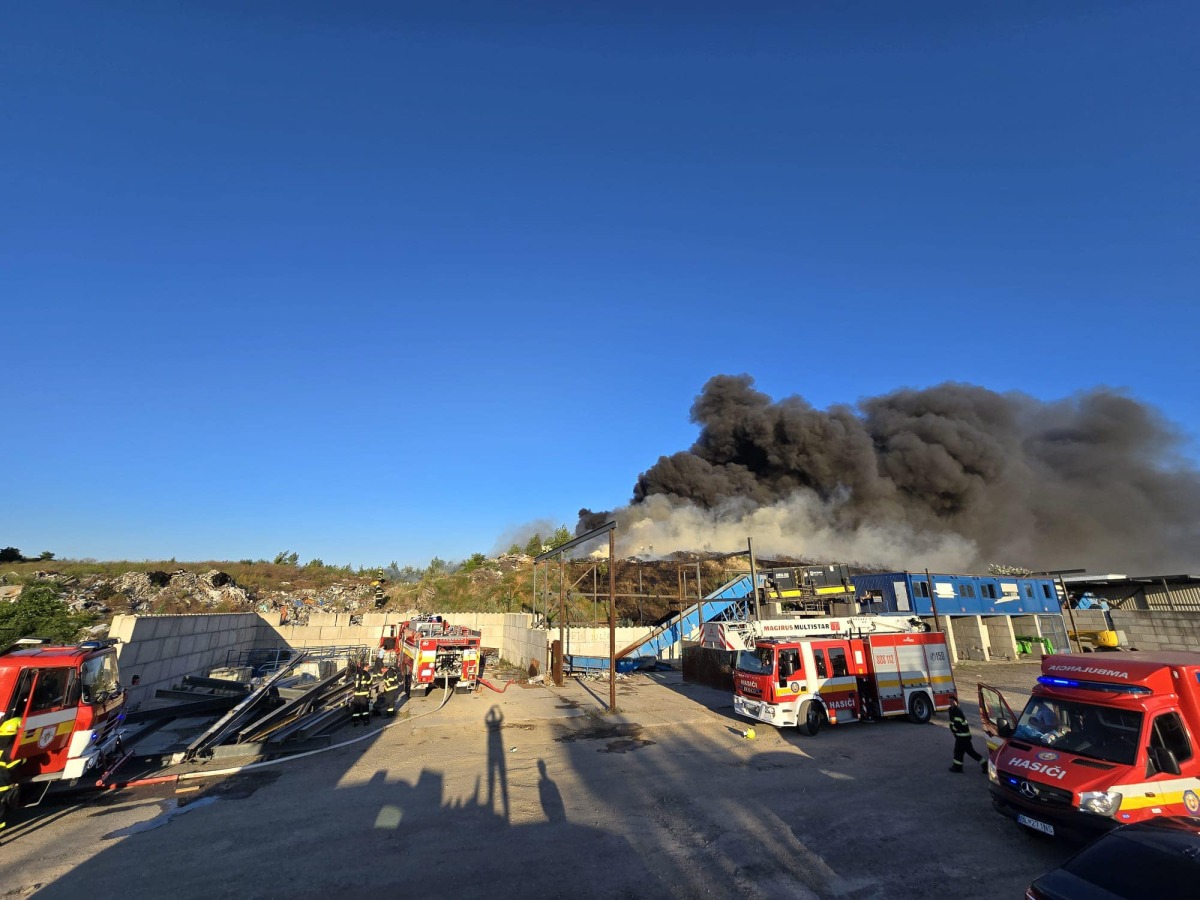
[1037,676,1151,694]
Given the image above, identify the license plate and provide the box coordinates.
[1017,814,1055,836]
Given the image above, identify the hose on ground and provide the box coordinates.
[478,678,516,694]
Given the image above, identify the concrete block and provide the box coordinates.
[110,615,136,643]
[160,636,181,660]
[140,642,165,664]
[140,660,166,686]
[116,645,141,668]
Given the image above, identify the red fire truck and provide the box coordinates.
[980,651,1200,840]
[731,630,955,734]
[0,638,127,799]
[398,616,482,696]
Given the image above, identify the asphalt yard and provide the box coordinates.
[2,660,1069,899]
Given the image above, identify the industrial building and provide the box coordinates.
[850,572,1069,663]
[1060,573,1200,612]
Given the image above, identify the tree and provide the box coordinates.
[461,553,489,573]
[523,534,544,557]
[273,551,300,566]
[0,583,94,648]
[548,525,572,550]
[38,551,55,561]
[0,548,23,563]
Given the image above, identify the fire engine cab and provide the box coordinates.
[980,651,1200,840]
[732,631,955,734]
[0,638,127,796]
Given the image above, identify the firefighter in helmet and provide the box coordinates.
[374,664,401,717]
[373,572,387,610]
[350,663,373,727]
[947,693,986,774]
[0,717,22,836]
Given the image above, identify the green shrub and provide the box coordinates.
[0,583,95,647]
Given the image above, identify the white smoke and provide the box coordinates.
[610,491,977,571]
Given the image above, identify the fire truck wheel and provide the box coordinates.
[799,701,824,736]
[907,692,933,724]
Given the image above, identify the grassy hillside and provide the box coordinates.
[1,552,769,627]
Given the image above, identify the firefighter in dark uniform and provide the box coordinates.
[374,664,401,717]
[350,664,373,727]
[947,693,986,773]
[0,717,22,837]
[373,573,387,610]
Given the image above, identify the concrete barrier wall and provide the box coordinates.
[266,611,410,652]
[265,612,516,657]
[984,616,1018,660]
[555,626,657,658]
[111,613,265,706]
[1068,609,1200,652]
[951,616,989,661]
[502,614,548,674]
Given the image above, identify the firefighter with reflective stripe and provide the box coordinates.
[373,573,387,610]
[374,665,400,717]
[350,664,373,727]
[947,694,986,773]
[1,717,22,836]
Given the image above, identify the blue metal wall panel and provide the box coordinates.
[850,573,1063,616]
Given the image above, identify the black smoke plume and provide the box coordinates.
[581,375,1200,573]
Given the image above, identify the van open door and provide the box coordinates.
[977,683,1017,755]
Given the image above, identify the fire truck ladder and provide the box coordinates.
[614,574,755,662]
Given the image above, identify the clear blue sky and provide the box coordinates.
[4,1,1197,567]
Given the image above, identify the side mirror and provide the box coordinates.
[1148,746,1182,776]
[996,718,1015,739]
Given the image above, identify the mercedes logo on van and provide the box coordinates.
[1019,781,1040,799]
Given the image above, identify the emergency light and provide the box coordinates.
[1036,676,1150,695]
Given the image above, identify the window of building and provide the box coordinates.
[1042,584,1052,599]
[981,584,997,599]
[1025,585,1034,598]
[913,580,930,598]
[958,583,976,598]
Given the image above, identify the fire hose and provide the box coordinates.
[477,678,516,694]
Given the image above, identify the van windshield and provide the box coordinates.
[1014,697,1143,766]
[735,648,774,676]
